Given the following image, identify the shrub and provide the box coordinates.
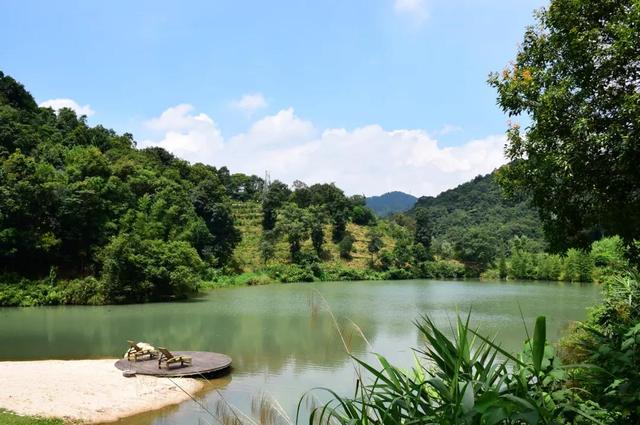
[383,267,413,280]
[321,265,381,281]
[560,272,640,422]
[563,248,593,282]
[417,260,465,279]
[535,253,563,280]
[59,277,105,305]
[264,264,316,283]
[338,233,355,260]
[100,235,203,303]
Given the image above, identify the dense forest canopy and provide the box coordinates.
[409,172,545,268]
[0,71,254,301]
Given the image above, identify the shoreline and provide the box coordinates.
[0,359,205,424]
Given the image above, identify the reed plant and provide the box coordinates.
[297,314,615,425]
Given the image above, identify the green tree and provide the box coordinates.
[332,210,348,243]
[259,231,276,265]
[391,226,414,269]
[274,203,310,263]
[414,207,433,250]
[309,206,326,257]
[262,180,291,230]
[563,248,594,282]
[591,236,628,271]
[191,177,240,265]
[351,205,376,226]
[338,233,355,260]
[498,254,508,279]
[490,0,640,255]
[366,228,384,264]
[536,253,563,281]
[454,227,499,273]
[100,234,203,303]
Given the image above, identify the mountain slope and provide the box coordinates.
[411,172,545,252]
[366,191,417,217]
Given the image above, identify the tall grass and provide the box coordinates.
[298,314,615,424]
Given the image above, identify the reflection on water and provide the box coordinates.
[0,279,601,425]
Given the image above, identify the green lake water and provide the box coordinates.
[0,279,601,424]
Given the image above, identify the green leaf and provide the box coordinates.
[532,316,546,375]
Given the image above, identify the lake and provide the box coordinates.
[0,279,601,425]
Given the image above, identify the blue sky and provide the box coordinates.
[1,0,546,196]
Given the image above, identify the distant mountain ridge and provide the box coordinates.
[366,191,417,217]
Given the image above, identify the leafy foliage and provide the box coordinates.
[301,315,615,425]
[410,172,545,272]
[338,233,355,260]
[485,236,628,283]
[490,0,640,254]
[561,272,640,422]
[0,71,242,303]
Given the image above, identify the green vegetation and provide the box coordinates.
[410,172,545,270]
[0,410,63,425]
[482,236,628,283]
[365,190,417,217]
[490,0,640,256]
[0,71,246,304]
[560,272,640,422]
[0,72,561,306]
[300,314,617,425]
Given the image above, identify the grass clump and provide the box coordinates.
[0,410,64,425]
[203,271,277,288]
[298,314,617,425]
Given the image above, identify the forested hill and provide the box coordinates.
[0,71,253,302]
[0,71,546,306]
[0,71,383,304]
[366,191,416,217]
[410,172,545,258]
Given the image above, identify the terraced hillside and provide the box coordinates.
[230,202,395,272]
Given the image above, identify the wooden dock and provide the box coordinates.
[114,351,232,377]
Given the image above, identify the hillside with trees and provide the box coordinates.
[365,191,416,217]
[0,71,396,305]
[0,71,252,304]
[0,68,630,308]
[409,172,545,271]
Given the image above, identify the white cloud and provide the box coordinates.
[434,124,463,136]
[230,93,268,113]
[140,106,507,197]
[39,98,95,117]
[228,108,315,147]
[393,0,428,26]
[141,104,224,164]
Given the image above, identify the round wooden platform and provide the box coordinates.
[114,351,232,377]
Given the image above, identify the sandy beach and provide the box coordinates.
[0,359,204,423]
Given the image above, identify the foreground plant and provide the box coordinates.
[561,272,640,422]
[300,315,615,425]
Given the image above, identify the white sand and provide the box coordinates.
[0,359,204,423]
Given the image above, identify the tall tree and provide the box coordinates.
[366,227,384,263]
[309,206,326,257]
[414,207,433,251]
[262,180,291,231]
[490,0,640,254]
[274,203,310,263]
